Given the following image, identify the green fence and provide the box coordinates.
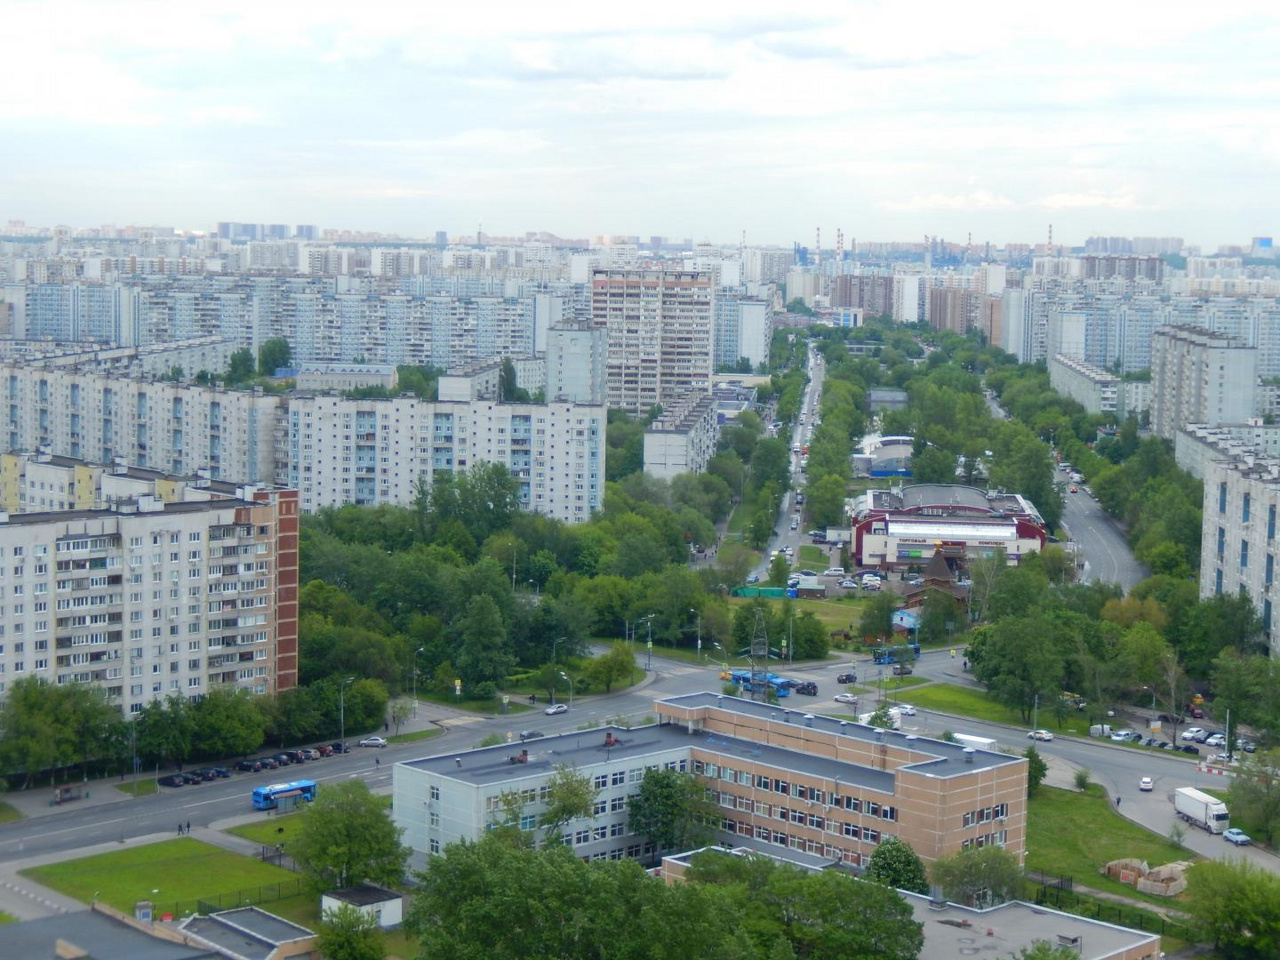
[731,587,787,598]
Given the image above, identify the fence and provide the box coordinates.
[1028,879,1193,942]
[144,877,307,921]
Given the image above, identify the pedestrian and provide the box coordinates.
[384,721,389,732]
[375,756,381,767]
[178,823,183,836]
[1116,797,1121,808]
[963,658,968,670]
[950,648,956,659]
[186,820,191,834]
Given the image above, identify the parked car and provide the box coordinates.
[823,567,847,577]
[330,742,350,754]
[790,520,799,530]
[799,569,818,577]
[1110,730,1139,742]
[158,774,185,788]
[892,663,912,676]
[358,736,388,748]
[836,672,857,684]
[1028,729,1054,741]
[1188,705,1206,719]
[786,577,801,588]
[1205,734,1227,748]
[1240,739,1258,753]
[1224,828,1252,846]
[1179,744,1200,755]
[544,703,569,716]
[519,730,545,741]
[1139,777,1153,792]
[208,766,231,779]
[905,575,924,586]
[235,759,264,773]
[1181,727,1206,741]
[191,768,219,782]
[745,574,761,585]
[180,772,204,786]
[297,748,318,761]
[834,693,859,705]
[792,682,818,696]
[838,579,858,588]
[258,757,279,769]
[315,744,334,757]
[863,581,882,592]
[272,753,296,766]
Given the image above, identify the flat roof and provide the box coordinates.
[402,721,900,794]
[903,893,1159,960]
[326,883,401,907]
[181,907,313,960]
[659,693,1021,778]
[0,909,217,960]
[2,497,252,526]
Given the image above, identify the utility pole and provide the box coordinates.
[1031,692,1039,732]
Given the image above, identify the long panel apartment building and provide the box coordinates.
[1150,325,1257,440]
[590,269,715,413]
[286,394,605,522]
[394,692,1027,872]
[0,457,298,713]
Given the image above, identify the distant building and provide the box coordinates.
[545,323,607,404]
[850,484,1046,570]
[287,363,398,393]
[1150,326,1257,440]
[866,387,908,412]
[1048,355,1149,420]
[1175,422,1280,480]
[643,392,719,480]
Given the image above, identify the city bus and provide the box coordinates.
[872,643,922,665]
[724,668,792,697]
[251,778,318,811]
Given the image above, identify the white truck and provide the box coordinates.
[1172,786,1229,834]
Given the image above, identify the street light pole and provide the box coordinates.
[552,636,565,668]
[339,676,355,750]
[413,648,424,719]
[559,671,574,712]
[689,608,701,660]
[645,615,654,670]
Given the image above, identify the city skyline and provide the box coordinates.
[1,1,1277,247]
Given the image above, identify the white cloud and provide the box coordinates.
[880,192,1016,212]
[1035,192,1147,211]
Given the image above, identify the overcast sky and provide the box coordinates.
[1,0,1276,248]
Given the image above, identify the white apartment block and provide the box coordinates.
[643,392,720,481]
[713,296,773,370]
[0,363,284,482]
[591,269,715,414]
[286,394,605,523]
[1047,354,1150,421]
[0,470,300,713]
[545,324,607,404]
[1150,326,1258,440]
[1201,456,1280,650]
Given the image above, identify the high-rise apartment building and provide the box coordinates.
[286,393,605,523]
[590,269,714,413]
[1150,326,1257,440]
[545,323,607,404]
[0,460,298,713]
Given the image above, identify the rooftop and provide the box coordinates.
[326,883,401,907]
[180,906,313,960]
[903,893,1159,960]
[0,908,217,960]
[865,484,1042,524]
[659,693,1020,778]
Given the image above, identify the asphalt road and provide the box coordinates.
[1059,479,1147,592]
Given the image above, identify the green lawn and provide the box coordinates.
[228,814,307,847]
[0,801,22,823]
[797,545,828,566]
[1027,784,1195,906]
[269,892,419,959]
[388,727,445,745]
[899,682,1029,727]
[728,594,868,634]
[0,911,14,924]
[115,779,158,798]
[22,838,300,916]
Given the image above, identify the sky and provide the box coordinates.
[1,0,1277,249]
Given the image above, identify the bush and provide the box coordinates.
[471,681,498,701]
[1073,768,1091,791]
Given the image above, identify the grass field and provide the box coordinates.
[897,682,1029,727]
[0,911,14,924]
[388,727,445,745]
[728,594,867,634]
[0,801,21,823]
[797,545,828,566]
[115,779,158,798]
[268,893,419,959]
[1027,784,1194,906]
[22,838,299,915]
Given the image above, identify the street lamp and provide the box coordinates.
[528,579,539,598]
[558,671,574,712]
[639,614,655,670]
[339,676,355,751]
[552,636,565,668]
[412,648,424,719]
[689,608,701,659]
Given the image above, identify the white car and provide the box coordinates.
[1027,729,1054,741]
[1181,727,1206,741]
[358,736,388,748]
[544,703,569,716]
[1139,777,1153,792]
[898,704,916,716]
[1205,734,1227,748]
[834,692,859,704]
[838,579,858,589]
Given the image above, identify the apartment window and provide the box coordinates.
[1271,505,1277,541]
[1242,541,1249,569]
[1219,482,1227,513]
[1216,568,1224,595]
[1244,494,1252,523]
[1268,554,1274,587]
[1218,527,1226,559]
[429,785,440,801]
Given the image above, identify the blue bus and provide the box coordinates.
[872,643,922,665]
[727,669,792,697]
[251,779,318,811]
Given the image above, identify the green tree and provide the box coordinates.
[453,594,514,688]
[628,768,717,861]
[1228,749,1280,846]
[1010,943,1085,960]
[768,553,791,587]
[911,445,958,484]
[859,591,897,644]
[931,845,1023,908]
[584,642,635,693]
[1023,745,1048,797]
[191,688,266,760]
[317,902,385,960]
[390,700,412,736]
[867,705,896,729]
[1185,858,1280,959]
[864,836,929,894]
[226,347,256,383]
[135,694,196,768]
[538,764,599,839]
[292,780,409,894]
[258,337,292,376]
[805,474,848,528]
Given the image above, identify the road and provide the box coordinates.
[1059,480,1147,591]
[985,388,1145,592]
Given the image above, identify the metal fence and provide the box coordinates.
[1029,880,1193,942]
[144,877,307,920]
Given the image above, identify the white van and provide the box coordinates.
[823,567,846,577]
